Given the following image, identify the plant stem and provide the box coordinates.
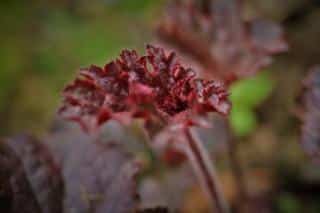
[184,127,229,213]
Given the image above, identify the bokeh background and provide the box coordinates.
[1,0,320,212]
[0,0,165,135]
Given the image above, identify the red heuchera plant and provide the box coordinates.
[59,45,231,213]
[59,45,230,132]
[157,0,288,83]
[300,66,320,163]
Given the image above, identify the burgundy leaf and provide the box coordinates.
[0,141,41,213]
[0,134,64,213]
[300,66,320,163]
[59,45,231,132]
[45,130,142,213]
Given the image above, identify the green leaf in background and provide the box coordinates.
[230,107,257,137]
[229,71,274,136]
[230,71,274,108]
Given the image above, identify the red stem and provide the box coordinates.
[184,127,229,213]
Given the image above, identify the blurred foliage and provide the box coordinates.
[0,0,164,136]
[276,192,320,213]
[229,71,274,136]
[276,193,301,213]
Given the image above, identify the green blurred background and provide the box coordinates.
[0,0,165,135]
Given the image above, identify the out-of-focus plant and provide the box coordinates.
[156,0,288,211]
[59,45,231,213]
[157,0,287,83]
[299,66,320,164]
[230,71,275,137]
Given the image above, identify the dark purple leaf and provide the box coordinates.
[45,130,142,213]
[0,134,64,213]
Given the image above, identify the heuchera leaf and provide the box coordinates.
[45,129,142,213]
[0,134,64,213]
[0,140,41,213]
[59,44,230,132]
[0,130,148,213]
[300,66,320,163]
[157,0,288,83]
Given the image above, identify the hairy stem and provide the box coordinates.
[184,127,229,213]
